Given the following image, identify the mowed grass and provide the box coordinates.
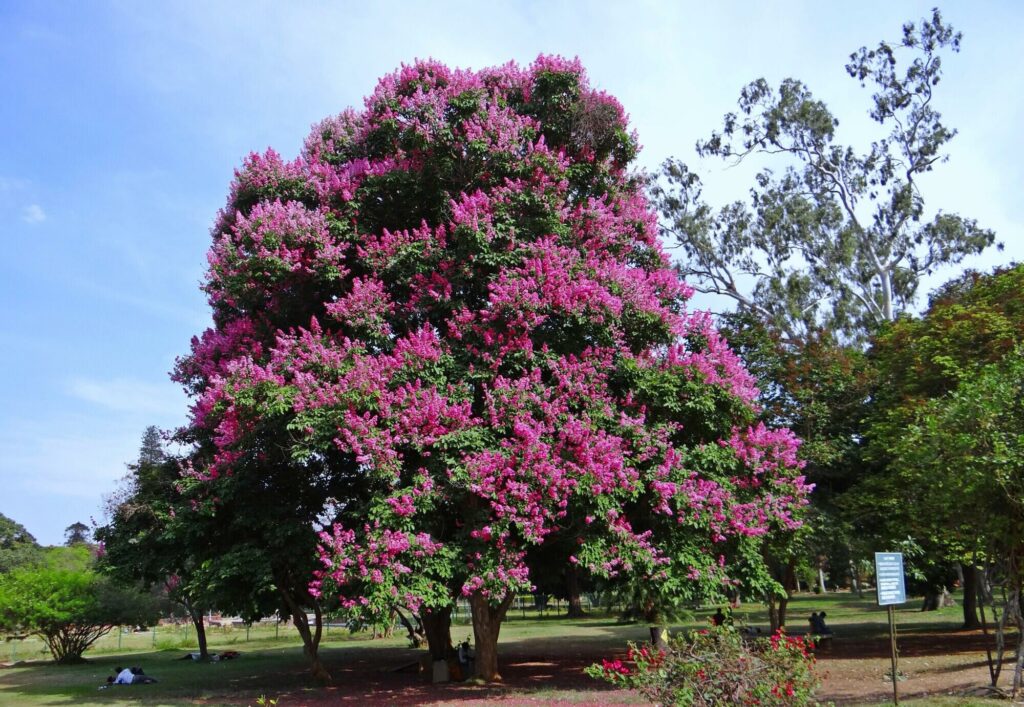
[1,645,317,706]
[0,611,649,706]
[723,588,971,639]
[0,591,1008,705]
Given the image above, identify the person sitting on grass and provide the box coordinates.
[808,612,833,637]
[457,639,475,679]
[816,611,833,636]
[712,608,727,626]
[808,612,819,634]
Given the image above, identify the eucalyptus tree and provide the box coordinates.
[656,9,995,346]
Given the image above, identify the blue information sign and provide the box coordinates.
[875,552,906,606]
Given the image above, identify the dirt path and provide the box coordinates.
[816,629,1008,704]
[271,629,1011,705]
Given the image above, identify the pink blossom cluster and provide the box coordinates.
[311,522,446,615]
[177,55,810,621]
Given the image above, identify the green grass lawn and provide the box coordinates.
[721,589,970,639]
[1,646,312,706]
[0,612,653,706]
[0,591,1011,705]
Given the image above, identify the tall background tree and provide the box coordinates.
[0,513,42,574]
[97,428,214,660]
[63,522,90,547]
[175,56,810,681]
[656,8,995,345]
[653,9,999,608]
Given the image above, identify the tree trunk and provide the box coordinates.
[642,598,659,624]
[850,557,863,598]
[978,584,998,686]
[641,598,668,647]
[1014,605,1024,699]
[179,596,209,660]
[188,604,210,659]
[765,591,790,633]
[994,592,1009,687]
[281,588,329,681]
[767,594,780,633]
[962,564,981,629]
[941,587,956,607]
[565,565,585,618]
[1011,581,1024,698]
[778,557,797,629]
[395,608,425,648]
[727,588,741,608]
[817,566,828,594]
[47,625,109,663]
[469,592,514,682]
[421,605,453,661]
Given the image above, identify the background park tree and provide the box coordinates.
[0,545,158,663]
[653,9,999,608]
[100,426,339,667]
[655,8,996,346]
[869,350,1024,693]
[63,522,90,547]
[168,447,348,678]
[96,428,214,660]
[0,513,42,574]
[848,264,1024,627]
[720,311,875,603]
[175,56,810,681]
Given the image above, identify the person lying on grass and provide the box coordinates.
[107,666,158,685]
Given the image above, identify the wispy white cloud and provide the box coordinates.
[0,385,189,543]
[0,412,157,547]
[68,275,210,328]
[0,424,137,500]
[0,176,28,193]
[21,203,46,224]
[67,376,187,418]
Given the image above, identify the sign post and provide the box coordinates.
[875,552,907,705]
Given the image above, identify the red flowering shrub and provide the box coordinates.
[587,626,820,705]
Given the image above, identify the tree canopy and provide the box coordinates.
[174,55,810,681]
[851,264,1024,570]
[862,343,1024,690]
[0,546,158,663]
[0,513,41,574]
[63,522,90,547]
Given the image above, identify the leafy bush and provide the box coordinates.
[0,563,159,663]
[587,625,819,706]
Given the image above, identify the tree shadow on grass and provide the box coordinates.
[812,628,1007,661]
[0,643,643,706]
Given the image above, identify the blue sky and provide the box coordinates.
[2,1,1021,545]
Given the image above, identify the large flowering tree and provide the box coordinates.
[177,56,810,682]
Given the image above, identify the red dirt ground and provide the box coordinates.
[261,629,1012,706]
